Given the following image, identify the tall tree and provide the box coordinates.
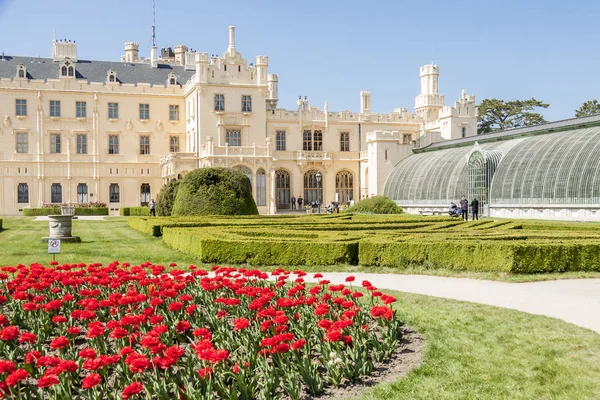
[575,100,600,118]
[477,98,549,134]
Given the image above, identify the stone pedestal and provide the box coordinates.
[41,215,81,242]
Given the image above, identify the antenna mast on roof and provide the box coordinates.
[152,0,156,47]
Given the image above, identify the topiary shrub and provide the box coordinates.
[156,179,181,217]
[172,167,258,216]
[346,196,403,214]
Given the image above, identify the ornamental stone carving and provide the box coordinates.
[156,120,164,132]
[3,116,11,128]
[125,119,133,131]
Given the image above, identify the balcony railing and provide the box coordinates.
[296,150,332,160]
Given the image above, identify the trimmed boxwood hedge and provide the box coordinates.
[23,208,108,216]
[120,207,150,217]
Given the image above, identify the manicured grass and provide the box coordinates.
[0,216,200,267]
[1,216,600,399]
[360,291,600,400]
[2,216,600,282]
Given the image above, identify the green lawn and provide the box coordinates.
[1,216,600,399]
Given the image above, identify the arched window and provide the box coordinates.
[233,165,252,186]
[68,66,74,77]
[107,69,117,83]
[304,169,323,204]
[275,170,290,209]
[109,184,120,203]
[336,171,354,205]
[256,168,266,206]
[16,65,26,78]
[51,183,62,203]
[109,75,115,82]
[17,183,28,203]
[61,66,67,76]
[168,73,177,85]
[140,183,151,205]
[77,183,88,203]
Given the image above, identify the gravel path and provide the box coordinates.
[305,273,600,334]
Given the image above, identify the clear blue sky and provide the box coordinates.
[1,0,598,121]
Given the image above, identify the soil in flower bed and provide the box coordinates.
[0,261,413,399]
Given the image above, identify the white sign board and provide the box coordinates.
[48,239,61,254]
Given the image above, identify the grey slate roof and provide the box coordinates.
[415,114,600,153]
[0,55,195,86]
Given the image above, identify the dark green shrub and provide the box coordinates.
[120,207,150,216]
[346,196,403,214]
[172,168,258,216]
[23,207,108,216]
[156,179,181,217]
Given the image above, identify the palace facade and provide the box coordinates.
[0,26,477,215]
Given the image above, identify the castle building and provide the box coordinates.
[0,27,477,215]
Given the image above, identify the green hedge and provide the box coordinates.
[23,208,108,216]
[162,227,358,266]
[0,218,2,230]
[120,207,150,217]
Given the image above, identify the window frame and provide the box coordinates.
[242,95,252,113]
[108,135,119,155]
[214,94,225,112]
[50,133,61,154]
[140,183,151,206]
[139,135,151,155]
[276,130,286,151]
[76,101,87,118]
[49,100,61,117]
[303,130,312,151]
[77,183,88,203]
[109,183,120,203]
[16,132,28,153]
[169,136,180,153]
[17,183,29,204]
[76,133,87,154]
[225,129,241,147]
[16,99,27,117]
[108,102,119,119]
[139,103,150,120]
[169,105,180,121]
[51,183,62,203]
[340,132,350,152]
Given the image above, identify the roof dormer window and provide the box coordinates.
[59,58,75,78]
[107,69,117,83]
[167,72,177,86]
[16,64,26,79]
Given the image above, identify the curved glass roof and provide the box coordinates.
[385,126,600,206]
[489,127,600,204]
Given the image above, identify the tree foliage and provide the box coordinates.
[172,167,258,216]
[478,98,549,134]
[575,100,600,118]
[156,179,181,216]
[345,196,403,214]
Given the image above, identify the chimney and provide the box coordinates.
[360,91,371,114]
[124,42,139,63]
[228,26,236,55]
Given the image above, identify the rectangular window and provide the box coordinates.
[49,100,61,117]
[76,134,87,154]
[303,130,312,151]
[139,103,150,120]
[108,135,119,154]
[225,130,241,147]
[340,132,350,152]
[169,105,180,121]
[140,183,151,205]
[313,130,323,151]
[170,136,180,152]
[242,95,252,113]
[77,183,88,203]
[51,183,62,203]
[17,183,28,203]
[108,103,119,119]
[214,94,225,112]
[403,133,412,144]
[76,101,87,118]
[140,135,150,155]
[109,183,120,203]
[50,133,61,154]
[16,99,27,116]
[16,132,28,153]
[276,130,286,151]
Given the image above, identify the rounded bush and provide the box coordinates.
[172,167,258,216]
[346,196,403,214]
[156,179,181,216]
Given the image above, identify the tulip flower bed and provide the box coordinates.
[0,261,402,399]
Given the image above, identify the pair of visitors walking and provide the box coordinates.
[458,196,479,221]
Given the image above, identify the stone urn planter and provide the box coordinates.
[61,205,75,216]
[42,215,81,242]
